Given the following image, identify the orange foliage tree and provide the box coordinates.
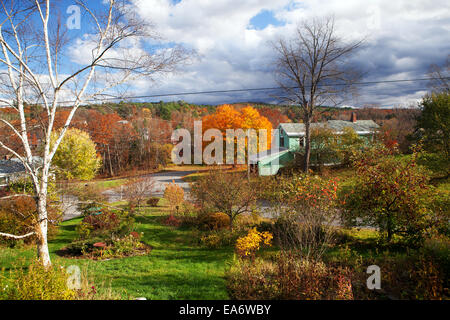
[201,105,272,163]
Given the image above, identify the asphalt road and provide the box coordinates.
[61,170,196,220]
[102,170,195,202]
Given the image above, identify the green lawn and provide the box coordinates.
[0,206,234,300]
[82,178,129,192]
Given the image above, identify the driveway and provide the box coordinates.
[102,170,195,203]
[61,170,196,220]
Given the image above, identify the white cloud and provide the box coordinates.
[66,0,450,107]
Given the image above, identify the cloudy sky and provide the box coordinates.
[109,0,447,108]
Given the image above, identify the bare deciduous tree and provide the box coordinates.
[123,176,157,210]
[428,54,449,93]
[272,16,363,172]
[0,0,187,267]
[191,170,257,230]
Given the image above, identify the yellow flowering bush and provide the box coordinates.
[235,228,273,258]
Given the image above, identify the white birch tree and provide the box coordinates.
[0,0,186,267]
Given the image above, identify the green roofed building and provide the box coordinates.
[249,113,379,176]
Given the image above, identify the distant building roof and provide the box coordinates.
[249,147,289,164]
[0,159,25,176]
[0,157,42,176]
[278,119,379,137]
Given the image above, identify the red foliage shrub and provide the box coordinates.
[163,214,181,227]
[82,210,120,231]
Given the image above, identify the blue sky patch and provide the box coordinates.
[248,9,285,30]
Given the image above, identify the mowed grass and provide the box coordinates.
[0,205,234,300]
[81,178,128,192]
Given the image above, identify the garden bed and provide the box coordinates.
[56,241,152,260]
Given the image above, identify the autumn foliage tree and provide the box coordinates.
[164,182,185,214]
[342,144,436,245]
[51,128,101,181]
[202,105,272,164]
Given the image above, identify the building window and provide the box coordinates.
[299,137,305,147]
[280,135,285,147]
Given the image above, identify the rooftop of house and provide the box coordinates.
[0,158,25,176]
[248,147,289,164]
[278,113,379,137]
[0,156,42,176]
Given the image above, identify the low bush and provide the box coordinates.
[163,214,181,227]
[235,228,273,258]
[0,195,60,247]
[197,212,230,231]
[0,260,76,300]
[0,260,125,300]
[76,208,134,240]
[62,233,149,260]
[226,254,353,300]
[61,207,145,260]
[197,229,247,249]
[147,197,160,207]
[325,246,448,300]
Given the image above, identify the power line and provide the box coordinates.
[52,76,448,104]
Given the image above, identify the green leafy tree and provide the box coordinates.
[309,127,337,167]
[336,127,365,165]
[51,128,101,180]
[309,126,364,167]
[415,92,450,177]
[342,144,436,245]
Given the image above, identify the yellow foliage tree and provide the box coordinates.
[163,181,184,213]
[51,128,101,180]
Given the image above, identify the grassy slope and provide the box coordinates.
[0,205,233,300]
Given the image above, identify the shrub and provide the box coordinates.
[270,174,339,260]
[198,229,246,248]
[0,260,76,300]
[235,228,273,258]
[197,212,230,231]
[164,182,184,213]
[324,246,448,300]
[0,195,60,247]
[200,233,222,248]
[0,260,125,300]
[271,214,301,248]
[77,208,134,240]
[175,202,200,228]
[103,234,146,259]
[422,235,450,290]
[275,255,353,300]
[64,232,148,260]
[226,254,353,300]
[69,208,137,258]
[163,214,181,227]
[226,257,280,300]
[147,197,160,207]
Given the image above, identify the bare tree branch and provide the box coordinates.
[272,16,363,172]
